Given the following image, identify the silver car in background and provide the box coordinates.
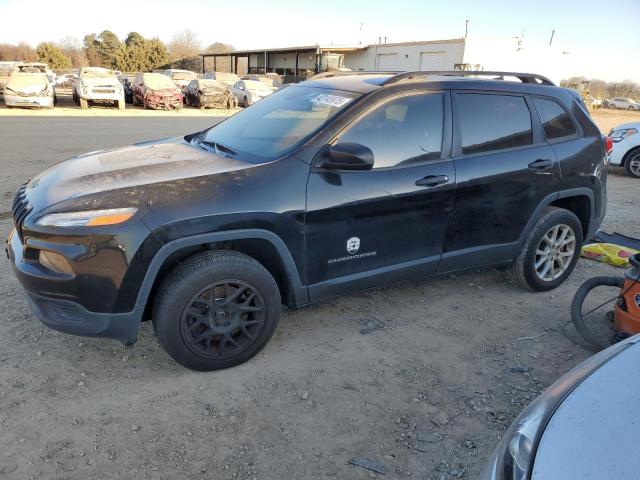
[73,67,125,110]
[3,72,54,108]
[229,79,273,106]
[481,335,640,480]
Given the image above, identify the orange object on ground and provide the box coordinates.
[614,254,640,335]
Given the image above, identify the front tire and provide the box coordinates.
[509,207,583,291]
[153,251,281,371]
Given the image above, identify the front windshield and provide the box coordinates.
[200,86,360,163]
[172,72,197,81]
[82,69,115,78]
[143,73,176,89]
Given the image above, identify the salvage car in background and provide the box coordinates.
[0,61,20,94]
[608,122,640,178]
[73,67,125,110]
[162,69,198,94]
[184,79,238,109]
[241,75,282,93]
[608,97,640,111]
[13,62,55,84]
[3,72,55,108]
[119,75,135,104]
[203,71,239,88]
[481,335,640,480]
[229,79,273,106]
[132,73,183,110]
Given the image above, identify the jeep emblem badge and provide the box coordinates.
[346,237,360,255]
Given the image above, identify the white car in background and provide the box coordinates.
[609,122,640,178]
[203,71,239,88]
[607,97,640,111]
[73,67,125,109]
[161,69,198,94]
[229,79,273,106]
[3,72,55,108]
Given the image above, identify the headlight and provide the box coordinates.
[490,336,635,480]
[36,207,137,227]
[610,128,638,142]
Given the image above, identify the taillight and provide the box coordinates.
[604,136,613,155]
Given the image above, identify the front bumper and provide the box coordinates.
[145,95,182,110]
[26,292,143,345]
[6,220,159,344]
[80,91,124,102]
[4,94,53,108]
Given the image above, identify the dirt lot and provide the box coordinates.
[0,111,638,480]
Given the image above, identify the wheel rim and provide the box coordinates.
[534,224,576,281]
[180,280,266,359]
[629,154,640,176]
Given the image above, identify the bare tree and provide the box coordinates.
[168,29,202,63]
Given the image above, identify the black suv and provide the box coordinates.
[7,71,608,370]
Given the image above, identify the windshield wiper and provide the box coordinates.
[199,139,237,156]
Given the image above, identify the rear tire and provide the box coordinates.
[508,207,583,291]
[624,150,640,178]
[153,250,281,371]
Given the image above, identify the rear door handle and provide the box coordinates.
[528,159,554,170]
[415,174,449,187]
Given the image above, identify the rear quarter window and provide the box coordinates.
[533,97,577,140]
[457,93,533,155]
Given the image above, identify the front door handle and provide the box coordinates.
[415,174,449,187]
[528,159,554,170]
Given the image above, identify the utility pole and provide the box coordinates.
[465,19,469,38]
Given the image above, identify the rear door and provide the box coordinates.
[305,91,456,299]
[440,91,560,271]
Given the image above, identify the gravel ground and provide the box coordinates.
[0,113,638,480]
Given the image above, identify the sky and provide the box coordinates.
[1,0,638,81]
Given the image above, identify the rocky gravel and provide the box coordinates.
[0,114,638,479]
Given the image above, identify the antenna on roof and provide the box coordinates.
[549,29,555,47]
[465,19,469,39]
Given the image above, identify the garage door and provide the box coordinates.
[420,52,445,70]
[377,53,399,71]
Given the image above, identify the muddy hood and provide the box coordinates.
[25,137,254,213]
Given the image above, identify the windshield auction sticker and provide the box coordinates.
[310,93,352,108]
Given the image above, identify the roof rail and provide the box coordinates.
[310,70,402,80]
[383,71,555,86]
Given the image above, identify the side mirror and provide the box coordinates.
[319,142,374,171]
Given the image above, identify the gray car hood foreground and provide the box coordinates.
[532,340,640,479]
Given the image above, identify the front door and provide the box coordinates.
[305,91,456,300]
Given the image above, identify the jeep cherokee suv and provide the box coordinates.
[6,71,608,371]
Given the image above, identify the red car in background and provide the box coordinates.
[132,72,183,110]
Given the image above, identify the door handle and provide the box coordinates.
[528,159,554,170]
[415,174,449,187]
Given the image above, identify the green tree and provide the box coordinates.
[95,30,122,68]
[145,37,169,70]
[36,42,71,68]
[83,34,101,66]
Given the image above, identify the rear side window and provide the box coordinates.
[338,93,444,169]
[533,97,577,140]
[457,94,533,155]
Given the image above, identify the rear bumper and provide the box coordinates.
[26,292,143,345]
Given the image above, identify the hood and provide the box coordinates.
[25,137,254,214]
[6,74,49,94]
[81,77,119,87]
[532,338,640,479]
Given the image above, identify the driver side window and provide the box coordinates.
[337,93,444,169]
